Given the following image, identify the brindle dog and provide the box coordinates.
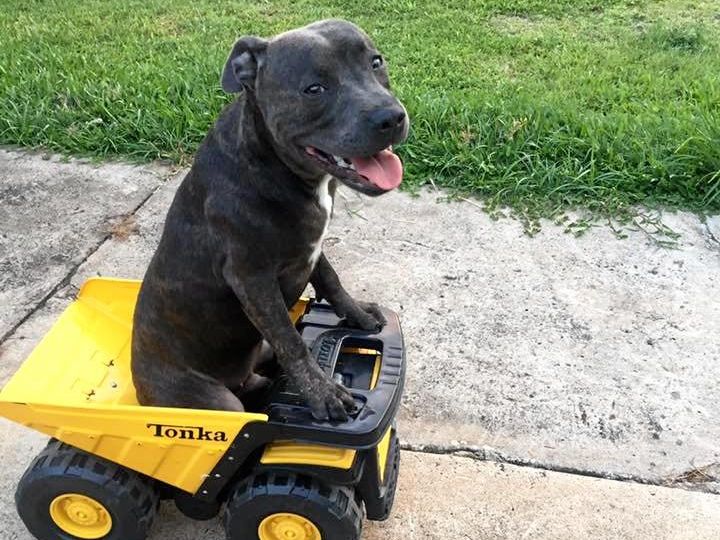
[131,20,409,421]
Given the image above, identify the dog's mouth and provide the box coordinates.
[304,146,403,193]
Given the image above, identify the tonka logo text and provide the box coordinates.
[147,423,228,442]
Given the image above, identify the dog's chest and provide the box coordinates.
[308,175,333,269]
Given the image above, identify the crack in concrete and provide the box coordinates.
[400,442,720,496]
[0,179,168,346]
[704,220,720,249]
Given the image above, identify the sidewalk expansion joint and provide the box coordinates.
[0,176,169,346]
[400,442,720,496]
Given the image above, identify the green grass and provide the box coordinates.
[1,0,719,228]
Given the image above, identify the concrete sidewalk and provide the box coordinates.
[1,148,719,539]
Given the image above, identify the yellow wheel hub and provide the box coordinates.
[49,493,112,539]
[258,513,322,540]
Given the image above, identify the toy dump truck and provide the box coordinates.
[0,278,405,540]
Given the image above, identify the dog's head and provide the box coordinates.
[221,19,409,196]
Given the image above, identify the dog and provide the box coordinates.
[131,19,409,421]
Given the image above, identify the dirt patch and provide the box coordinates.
[105,214,139,241]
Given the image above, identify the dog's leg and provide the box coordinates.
[134,364,246,412]
[311,253,386,331]
[227,341,273,410]
[224,340,273,392]
[222,265,355,421]
[231,372,273,411]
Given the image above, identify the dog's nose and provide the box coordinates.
[369,108,406,133]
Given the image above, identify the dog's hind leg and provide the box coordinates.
[253,340,276,373]
[135,365,245,412]
[223,341,274,410]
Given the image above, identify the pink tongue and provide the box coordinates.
[350,149,403,190]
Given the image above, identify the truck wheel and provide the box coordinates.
[224,472,362,540]
[15,439,159,540]
[374,431,401,521]
[174,491,221,521]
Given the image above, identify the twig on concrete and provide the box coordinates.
[344,206,369,221]
[390,218,416,224]
[459,196,484,210]
[664,462,719,486]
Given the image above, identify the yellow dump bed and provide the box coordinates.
[0,278,270,495]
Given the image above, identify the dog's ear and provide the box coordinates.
[221,36,268,93]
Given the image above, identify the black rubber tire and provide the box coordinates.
[361,431,401,522]
[224,471,363,540]
[378,432,401,520]
[15,439,159,540]
[174,491,221,521]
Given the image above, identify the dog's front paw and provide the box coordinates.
[345,301,387,331]
[306,379,356,422]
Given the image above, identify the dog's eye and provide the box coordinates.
[371,55,384,70]
[304,84,326,95]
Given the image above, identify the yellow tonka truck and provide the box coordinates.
[0,278,405,540]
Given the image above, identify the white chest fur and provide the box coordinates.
[309,175,333,269]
